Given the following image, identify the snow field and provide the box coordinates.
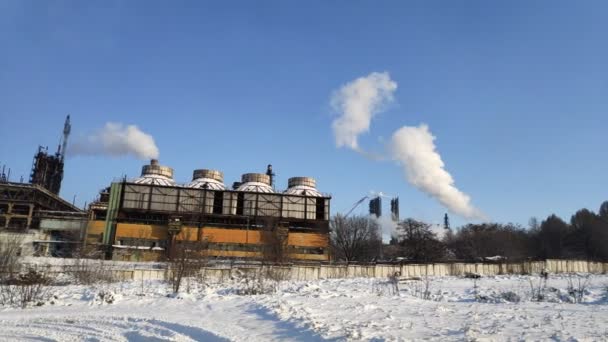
[0,274,606,341]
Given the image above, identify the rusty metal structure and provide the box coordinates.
[0,115,84,256]
[0,181,84,256]
[29,115,71,195]
[0,182,80,230]
[86,160,332,262]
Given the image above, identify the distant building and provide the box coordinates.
[390,197,399,222]
[85,160,332,262]
[1,115,84,257]
[369,197,381,218]
[29,116,70,195]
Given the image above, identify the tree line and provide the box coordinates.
[330,201,608,263]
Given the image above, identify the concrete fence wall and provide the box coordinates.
[98,259,608,282]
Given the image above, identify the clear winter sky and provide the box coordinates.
[1,1,606,228]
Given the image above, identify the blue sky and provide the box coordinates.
[1,1,606,228]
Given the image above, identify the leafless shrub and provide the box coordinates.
[0,235,23,279]
[235,269,268,295]
[235,266,288,295]
[401,274,433,300]
[67,249,114,284]
[420,274,433,300]
[388,272,400,295]
[476,290,521,303]
[467,275,480,298]
[529,275,548,302]
[372,272,401,296]
[95,290,115,304]
[566,274,590,303]
[500,291,521,302]
[0,269,51,308]
[167,239,209,294]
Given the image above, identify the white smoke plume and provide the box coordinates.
[373,215,399,243]
[69,122,159,160]
[390,124,484,219]
[331,72,484,220]
[331,72,397,152]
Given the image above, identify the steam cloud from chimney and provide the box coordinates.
[331,72,397,153]
[390,125,484,219]
[331,72,484,219]
[69,122,159,160]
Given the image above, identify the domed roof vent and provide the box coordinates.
[187,169,226,190]
[236,173,274,193]
[284,177,322,197]
[133,159,176,186]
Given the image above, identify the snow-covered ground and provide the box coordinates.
[0,274,607,341]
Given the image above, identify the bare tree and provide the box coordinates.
[167,233,210,294]
[528,217,540,231]
[396,219,445,262]
[447,222,533,261]
[68,247,113,285]
[260,217,289,264]
[599,201,608,220]
[0,235,23,279]
[330,214,382,263]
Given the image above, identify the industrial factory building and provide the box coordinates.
[86,160,332,262]
[0,116,85,256]
[2,115,332,262]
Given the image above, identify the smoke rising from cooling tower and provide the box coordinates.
[69,122,160,160]
[331,72,397,153]
[331,73,484,220]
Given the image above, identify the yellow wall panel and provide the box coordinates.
[202,227,266,244]
[86,220,105,235]
[115,223,168,240]
[175,227,200,241]
[287,232,329,248]
[109,223,329,261]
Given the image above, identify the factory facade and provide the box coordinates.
[86,160,332,262]
[0,116,86,256]
[2,116,332,262]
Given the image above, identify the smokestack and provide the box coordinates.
[369,196,381,218]
[266,164,275,188]
[390,197,399,222]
